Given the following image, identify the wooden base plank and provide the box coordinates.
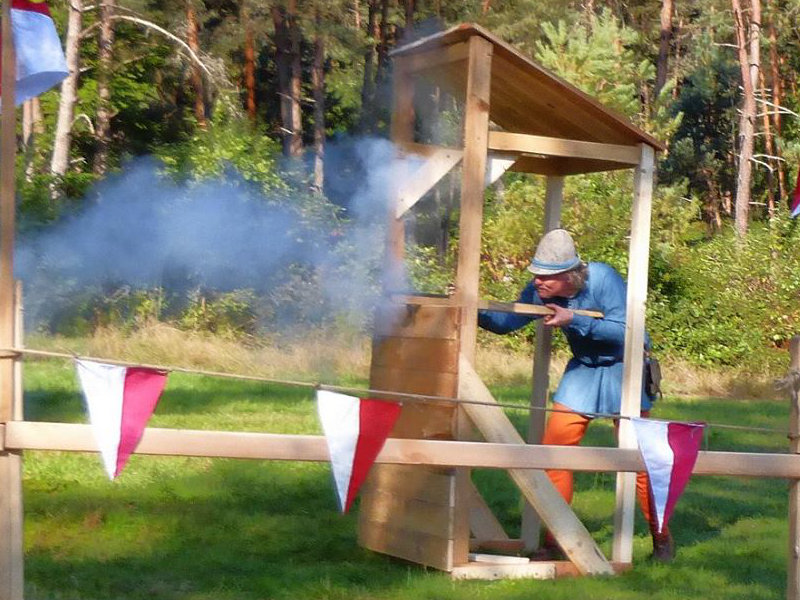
[359,518,454,572]
[451,561,555,580]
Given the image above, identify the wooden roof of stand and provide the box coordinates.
[391,23,665,175]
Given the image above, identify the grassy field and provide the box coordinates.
[16,335,797,600]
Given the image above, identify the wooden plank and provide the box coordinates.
[359,462,456,569]
[386,56,415,277]
[0,2,21,589]
[485,153,517,187]
[613,143,655,564]
[363,464,456,504]
[359,518,453,571]
[396,147,463,218]
[369,365,458,400]
[388,402,456,443]
[360,488,454,538]
[458,355,614,576]
[6,422,800,477]
[787,335,800,600]
[451,561,555,580]
[454,35,492,363]
[373,304,460,340]
[522,175,563,552]
[467,478,509,541]
[371,337,460,374]
[488,131,641,165]
[386,295,603,318]
[402,40,470,74]
[478,300,603,319]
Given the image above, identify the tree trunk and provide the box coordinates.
[481,0,491,16]
[376,0,389,87]
[767,15,785,200]
[358,0,377,133]
[312,10,325,191]
[93,0,115,177]
[22,98,43,182]
[759,68,775,218]
[186,1,206,128]
[655,0,674,96]
[353,0,361,29]
[272,5,291,153]
[242,3,256,123]
[50,0,82,185]
[287,0,303,158]
[732,0,758,238]
[403,0,415,32]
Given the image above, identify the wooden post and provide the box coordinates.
[0,0,23,596]
[787,336,800,600]
[452,34,492,567]
[454,35,492,362]
[386,56,415,283]
[521,174,563,551]
[612,144,655,564]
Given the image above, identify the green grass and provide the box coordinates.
[20,358,794,599]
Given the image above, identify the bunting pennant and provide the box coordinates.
[317,390,401,513]
[0,0,69,106]
[76,359,168,479]
[791,169,800,219]
[632,418,705,533]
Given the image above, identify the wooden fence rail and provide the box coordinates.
[4,421,800,479]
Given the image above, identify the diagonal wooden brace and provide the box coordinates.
[458,354,614,575]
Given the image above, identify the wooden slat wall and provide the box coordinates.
[358,304,463,571]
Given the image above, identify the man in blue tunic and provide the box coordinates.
[478,228,674,562]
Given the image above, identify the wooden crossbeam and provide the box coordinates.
[456,355,614,575]
[488,131,641,165]
[5,421,800,479]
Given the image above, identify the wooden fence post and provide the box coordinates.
[787,336,800,600]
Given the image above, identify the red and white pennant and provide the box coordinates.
[76,359,168,479]
[631,417,705,533]
[316,390,401,513]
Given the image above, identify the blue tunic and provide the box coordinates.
[478,262,653,415]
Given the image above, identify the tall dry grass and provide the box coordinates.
[25,324,785,399]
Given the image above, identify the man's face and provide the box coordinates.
[533,272,573,299]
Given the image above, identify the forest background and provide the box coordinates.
[16,0,800,377]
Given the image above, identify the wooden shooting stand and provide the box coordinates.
[357,23,664,579]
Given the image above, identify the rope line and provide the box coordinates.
[4,346,792,439]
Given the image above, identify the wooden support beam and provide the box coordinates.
[488,131,641,165]
[6,421,800,478]
[613,144,655,563]
[454,35,492,363]
[485,153,517,187]
[522,175,564,552]
[457,355,614,576]
[395,146,463,218]
[385,56,415,281]
[0,0,23,595]
[787,335,800,600]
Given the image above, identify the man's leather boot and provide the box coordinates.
[651,529,675,563]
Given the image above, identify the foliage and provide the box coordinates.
[648,217,800,369]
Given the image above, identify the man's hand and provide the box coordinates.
[543,303,574,328]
